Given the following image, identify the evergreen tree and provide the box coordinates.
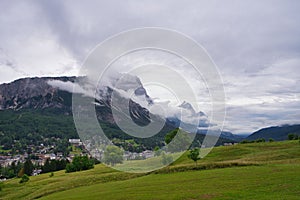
[23,159,34,176]
[42,159,51,173]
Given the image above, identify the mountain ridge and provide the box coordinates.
[0,76,238,148]
[246,124,300,141]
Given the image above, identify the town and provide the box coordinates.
[0,137,157,181]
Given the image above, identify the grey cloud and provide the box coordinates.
[1,0,300,133]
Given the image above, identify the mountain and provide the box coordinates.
[0,76,175,149]
[246,124,300,141]
[0,76,76,111]
[0,76,237,152]
[170,101,242,141]
[215,131,246,141]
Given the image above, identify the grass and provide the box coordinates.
[0,140,299,200]
[0,146,11,153]
[40,165,300,200]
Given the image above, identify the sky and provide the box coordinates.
[0,0,300,134]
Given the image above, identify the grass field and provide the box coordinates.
[1,141,299,200]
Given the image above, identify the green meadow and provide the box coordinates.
[1,140,300,200]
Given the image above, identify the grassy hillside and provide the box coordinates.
[1,140,300,200]
[41,165,300,200]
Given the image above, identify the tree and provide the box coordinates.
[42,159,51,173]
[23,159,34,176]
[56,159,68,171]
[19,174,29,183]
[288,134,295,140]
[188,148,201,166]
[1,167,15,179]
[165,128,179,144]
[1,136,13,150]
[17,167,25,178]
[256,138,265,143]
[103,146,124,166]
[65,155,94,173]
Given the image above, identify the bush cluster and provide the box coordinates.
[288,133,299,140]
[65,155,94,173]
[19,174,29,184]
[241,138,266,144]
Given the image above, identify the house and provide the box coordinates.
[50,153,56,160]
[69,139,82,146]
[32,169,42,176]
[142,150,154,159]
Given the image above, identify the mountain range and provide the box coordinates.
[1,76,298,147]
[0,76,239,152]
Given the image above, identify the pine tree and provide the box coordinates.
[23,159,34,176]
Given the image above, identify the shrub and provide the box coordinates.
[241,140,249,144]
[269,138,274,142]
[256,138,265,143]
[240,140,255,144]
[49,172,54,177]
[19,174,29,184]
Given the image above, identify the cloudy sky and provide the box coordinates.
[1,0,300,134]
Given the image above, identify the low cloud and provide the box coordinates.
[1,0,300,134]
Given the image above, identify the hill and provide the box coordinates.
[1,140,299,200]
[247,124,300,141]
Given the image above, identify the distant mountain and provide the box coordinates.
[246,124,300,141]
[216,131,246,142]
[170,101,242,141]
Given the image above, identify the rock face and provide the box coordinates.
[0,75,156,125]
[0,77,76,111]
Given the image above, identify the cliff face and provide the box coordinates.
[0,77,76,111]
[0,76,155,125]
